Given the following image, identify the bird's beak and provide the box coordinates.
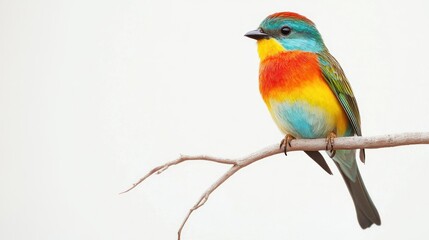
[244,29,270,40]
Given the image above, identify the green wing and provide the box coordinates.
[317,52,362,136]
[318,52,366,162]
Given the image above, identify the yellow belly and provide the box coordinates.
[266,77,349,138]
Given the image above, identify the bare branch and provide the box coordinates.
[120,155,237,194]
[122,132,429,239]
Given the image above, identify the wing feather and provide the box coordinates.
[317,52,362,136]
[318,52,366,162]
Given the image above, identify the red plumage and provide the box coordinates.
[267,12,315,25]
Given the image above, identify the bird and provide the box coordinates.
[245,12,381,228]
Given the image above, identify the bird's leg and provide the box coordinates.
[280,134,295,156]
[326,132,337,158]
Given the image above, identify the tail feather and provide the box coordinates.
[304,151,332,175]
[334,162,381,228]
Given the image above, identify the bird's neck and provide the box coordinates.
[257,39,285,61]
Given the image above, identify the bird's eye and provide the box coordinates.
[280,26,291,36]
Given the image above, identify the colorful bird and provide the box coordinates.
[245,12,381,228]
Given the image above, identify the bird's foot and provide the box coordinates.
[280,134,295,156]
[326,132,337,158]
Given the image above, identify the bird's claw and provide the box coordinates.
[326,132,337,158]
[280,134,295,156]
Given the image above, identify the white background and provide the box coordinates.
[1,0,429,239]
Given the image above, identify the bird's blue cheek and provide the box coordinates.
[279,38,324,53]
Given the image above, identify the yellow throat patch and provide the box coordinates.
[257,38,285,61]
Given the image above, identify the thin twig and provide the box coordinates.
[120,155,237,194]
[122,132,429,239]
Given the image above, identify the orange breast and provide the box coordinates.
[259,51,349,137]
[259,51,322,102]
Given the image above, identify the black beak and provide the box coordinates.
[244,29,270,40]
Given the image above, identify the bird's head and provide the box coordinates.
[245,12,327,60]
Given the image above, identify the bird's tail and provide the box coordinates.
[334,161,381,228]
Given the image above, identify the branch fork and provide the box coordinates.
[121,132,429,240]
